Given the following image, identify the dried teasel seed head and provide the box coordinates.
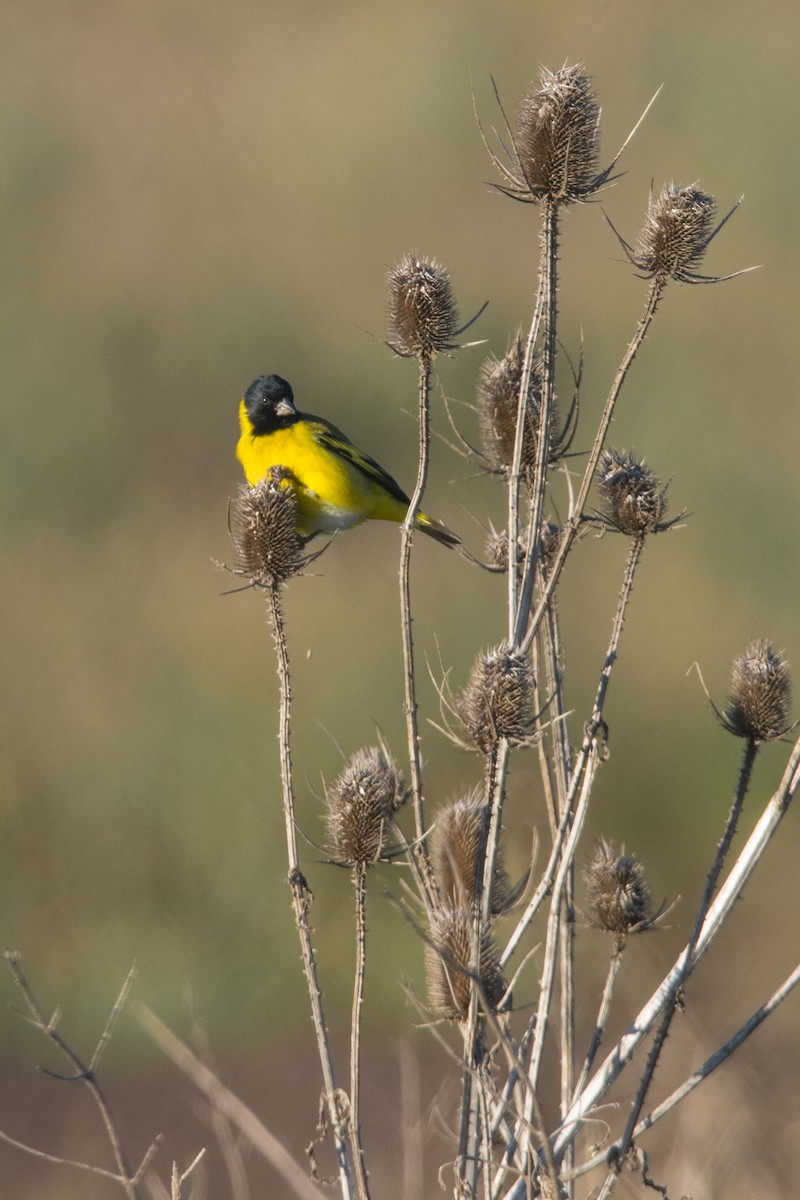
[633,183,717,282]
[387,254,459,358]
[476,333,551,478]
[584,838,653,943]
[484,527,524,575]
[539,519,562,574]
[228,469,305,587]
[425,906,506,1021]
[432,792,512,914]
[325,747,408,866]
[598,449,667,536]
[459,645,535,753]
[723,641,792,743]
[514,64,601,203]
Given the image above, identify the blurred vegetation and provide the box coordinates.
[1,2,799,1196]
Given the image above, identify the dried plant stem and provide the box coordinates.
[541,599,571,828]
[455,1014,483,1197]
[540,599,576,1188]
[5,955,144,1200]
[506,259,546,640]
[521,277,665,656]
[457,743,504,1192]
[595,736,760,1199]
[265,585,356,1200]
[571,961,800,1184]
[503,533,645,1187]
[552,729,800,1166]
[0,1128,143,1190]
[399,352,435,884]
[502,534,645,971]
[136,1004,325,1200]
[350,863,369,1200]
[558,890,575,1197]
[572,945,623,1105]
[513,200,560,649]
[479,741,503,925]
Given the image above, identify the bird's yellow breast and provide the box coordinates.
[236,400,408,536]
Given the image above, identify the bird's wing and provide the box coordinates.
[310,420,411,505]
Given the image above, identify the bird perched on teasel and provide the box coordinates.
[236,374,460,547]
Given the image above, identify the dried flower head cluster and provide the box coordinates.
[325,747,408,866]
[477,334,553,478]
[387,254,459,358]
[633,183,717,282]
[584,838,653,945]
[228,469,305,587]
[432,793,511,914]
[459,645,535,753]
[425,906,506,1021]
[598,449,667,536]
[723,641,792,743]
[508,64,601,204]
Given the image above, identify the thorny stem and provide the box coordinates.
[399,352,436,899]
[509,533,646,1182]
[502,534,646,971]
[570,962,800,1184]
[265,585,357,1200]
[595,736,760,1199]
[350,863,369,1200]
[506,251,546,642]
[572,944,623,1105]
[558,884,575,1199]
[479,741,504,927]
[457,741,502,1196]
[540,591,576,1192]
[520,277,665,656]
[513,200,560,650]
[5,955,141,1200]
[550,730,800,1169]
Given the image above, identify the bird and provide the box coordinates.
[236,374,460,547]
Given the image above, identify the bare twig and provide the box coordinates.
[571,961,800,1183]
[136,1003,325,1200]
[551,730,800,1166]
[4,954,146,1200]
[265,585,356,1199]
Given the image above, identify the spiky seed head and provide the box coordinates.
[485,527,525,575]
[432,792,511,914]
[425,906,506,1021]
[598,449,667,536]
[228,469,305,587]
[723,641,792,743]
[584,838,653,944]
[459,645,535,753]
[387,254,459,358]
[325,747,408,866]
[539,519,562,575]
[514,64,601,203]
[633,183,717,282]
[476,333,550,478]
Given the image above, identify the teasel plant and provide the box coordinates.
[135,58,798,1200]
[194,61,799,1200]
[224,470,363,1200]
[389,61,796,1200]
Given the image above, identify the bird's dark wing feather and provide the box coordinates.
[313,422,411,505]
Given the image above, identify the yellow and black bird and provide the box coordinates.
[236,374,460,547]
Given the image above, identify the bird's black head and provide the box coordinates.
[244,374,298,434]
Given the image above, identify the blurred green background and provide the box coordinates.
[2,1,798,1196]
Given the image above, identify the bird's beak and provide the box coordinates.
[276,398,297,418]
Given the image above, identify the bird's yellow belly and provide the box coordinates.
[236,424,405,536]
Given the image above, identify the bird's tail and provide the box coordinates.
[415,512,461,548]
